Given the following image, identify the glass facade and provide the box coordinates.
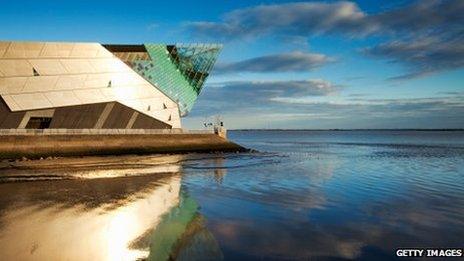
[131,44,221,116]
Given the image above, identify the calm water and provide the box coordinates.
[0,130,463,260]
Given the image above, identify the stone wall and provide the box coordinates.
[0,132,245,159]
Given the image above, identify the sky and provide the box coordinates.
[1,0,463,129]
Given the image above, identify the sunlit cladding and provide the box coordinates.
[0,41,221,129]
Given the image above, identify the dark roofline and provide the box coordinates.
[102,44,147,52]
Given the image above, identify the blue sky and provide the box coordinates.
[1,0,463,129]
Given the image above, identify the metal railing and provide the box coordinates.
[0,128,215,136]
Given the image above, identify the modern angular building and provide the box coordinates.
[0,41,221,130]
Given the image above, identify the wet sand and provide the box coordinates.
[0,153,234,182]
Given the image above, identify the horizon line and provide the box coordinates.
[229,128,464,131]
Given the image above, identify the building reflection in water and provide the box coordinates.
[213,157,227,184]
[147,192,223,260]
[182,155,228,185]
[0,160,221,261]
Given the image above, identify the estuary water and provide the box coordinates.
[0,130,463,260]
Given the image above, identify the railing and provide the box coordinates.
[0,128,215,135]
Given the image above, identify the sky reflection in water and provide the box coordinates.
[182,131,464,260]
[0,130,463,260]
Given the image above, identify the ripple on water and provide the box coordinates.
[181,131,464,259]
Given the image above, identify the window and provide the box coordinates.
[33,68,40,76]
[25,117,52,129]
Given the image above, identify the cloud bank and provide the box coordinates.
[203,79,340,105]
[186,81,464,129]
[187,0,464,78]
[215,51,332,74]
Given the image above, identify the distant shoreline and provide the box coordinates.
[231,129,464,131]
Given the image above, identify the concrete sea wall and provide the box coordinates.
[0,129,246,159]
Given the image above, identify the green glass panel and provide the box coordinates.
[131,44,221,116]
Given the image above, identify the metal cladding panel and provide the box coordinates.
[119,99,144,113]
[84,74,112,88]
[23,76,59,93]
[28,59,67,75]
[105,85,171,102]
[0,77,27,94]
[40,43,74,57]
[148,109,171,122]
[99,88,117,100]
[60,59,95,74]
[0,41,183,128]
[110,72,146,86]
[73,88,111,104]
[95,47,114,58]
[55,75,87,90]
[3,42,44,58]
[1,95,21,111]
[0,42,10,58]
[69,43,100,58]
[44,91,81,107]
[118,98,181,128]
[89,59,127,73]
[132,84,159,99]
[0,60,34,77]
[141,97,166,111]
[11,93,53,110]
